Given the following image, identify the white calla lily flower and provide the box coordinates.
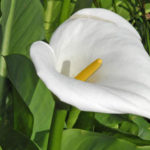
[30,8,150,118]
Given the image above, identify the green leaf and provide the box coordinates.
[73,0,93,12]
[11,86,33,138]
[137,146,150,150]
[94,0,130,20]
[95,126,150,146]
[34,130,49,150]
[61,129,150,150]
[74,112,95,131]
[0,75,10,121]
[30,80,54,139]
[145,3,150,13]
[116,1,131,20]
[5,54,55,149]
[98,0,113,9]
[129,115,150,140]
[0,126,41,150]
[1,0,44,56]
[96,113,150,142]
[5,54,38,105]
[95,113,139,135]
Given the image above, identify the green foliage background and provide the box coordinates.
[0,0,150,150]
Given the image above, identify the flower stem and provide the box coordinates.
[47,109,67,150]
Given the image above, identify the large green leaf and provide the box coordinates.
[1,0,44,56]
[5,54,38,105]
[0,126,41,150]
[61,129,150,150]
[5,54,55,149]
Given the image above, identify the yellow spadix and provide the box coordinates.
[75,58,102,81]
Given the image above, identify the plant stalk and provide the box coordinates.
[47,109,67,150]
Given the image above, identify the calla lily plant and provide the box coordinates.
[30,8,150,119]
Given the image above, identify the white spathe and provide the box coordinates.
[30,8,150,118]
